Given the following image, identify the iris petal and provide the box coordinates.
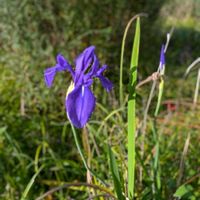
[56,54,75,78]
[88,54,99,76]
[159,45,165,67]
[74,46,95,83]
[44,54,75,88]
[96,64,107,76]
[98,75,113,92]
[57,54,67,68]
[44,66,57,87]
[83,54,99,82]
[66,85,96,128]
[93,65,113,92]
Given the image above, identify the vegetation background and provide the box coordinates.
[0,0,199,199]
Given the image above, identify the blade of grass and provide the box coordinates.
[20,165,44,200]
[151,120,161,198]
[36,182,117,200]
[108,145,125,200]
[183,58,200,107]
[193,68,200,105]
[176,132,191,187]
[128,17,140,199]
[184,57,200,77]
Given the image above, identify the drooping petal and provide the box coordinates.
[96,64,107,76]
[97,75,113,92]
[93,64,113,92]
[66,85,96,128]
[74,46,95,83]
[56,54,75,78]
[44,66,57,87]
[44,54,75,88]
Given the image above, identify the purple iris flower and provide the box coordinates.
[44,46,113,128]
[159,44,165,71]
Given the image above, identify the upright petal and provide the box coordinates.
[66,85,96,128]
[74,46,95,83]
[44,66,57,87]
[83,54,99,83]
[88,54,99,76]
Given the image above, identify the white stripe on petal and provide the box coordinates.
[82,85,85,97]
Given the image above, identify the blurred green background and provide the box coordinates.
[0,0,200,199]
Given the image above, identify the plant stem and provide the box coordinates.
[193,68,200,106]
[71,124,107,186]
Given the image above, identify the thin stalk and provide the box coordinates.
[139,30,173,187]
[151,79,164,198]
[141,27,173,133]
[193,68,200,105]
[82,127,93,198]
[36,182,117,200]
[151,120,160,199]
[151,118,161,199]
[183,58,200,107]
[71,124,107,186]
[184,57,200,77]
[176,132,191,187]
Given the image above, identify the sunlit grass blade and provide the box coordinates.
[20,165,44,200]
[36,182,116,200]
[128,17,140,199]
[184,58,200,106]
[108,145,125,200]
[184,57,200,77]
[193,69,200,105]
[176,132,191,187]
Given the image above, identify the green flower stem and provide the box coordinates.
[71,124,107,186]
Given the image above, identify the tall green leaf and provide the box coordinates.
[128,17,140,199]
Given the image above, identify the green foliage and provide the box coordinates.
[108,145,125,200]
[0,0,200,199]
[174,184,194,199]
